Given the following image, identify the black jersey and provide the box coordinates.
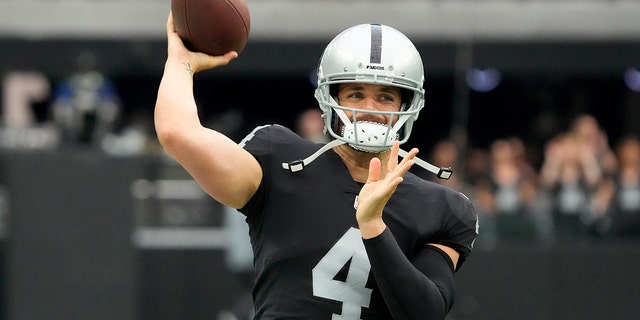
[239,125,478,320]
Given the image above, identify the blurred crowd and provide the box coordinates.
[2,55,639,250]
[426,114,640,249]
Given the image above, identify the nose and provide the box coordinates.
[361,96,378,111]
[355,98,387,123]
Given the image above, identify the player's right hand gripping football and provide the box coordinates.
[166,12,238,74]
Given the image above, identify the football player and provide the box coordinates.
[155,12,478,320]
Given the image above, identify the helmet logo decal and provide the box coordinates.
[369,24,382,63]
[366,65,385,70]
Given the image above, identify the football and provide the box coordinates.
[171,0,251,56]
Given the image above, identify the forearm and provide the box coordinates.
[363,228,454,320]
[154,56,202,148]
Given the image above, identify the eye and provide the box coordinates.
[346,92,364,99]
[378,92,402,104]
[379,94,395,102]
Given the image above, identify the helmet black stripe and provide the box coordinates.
[370,24,382,64]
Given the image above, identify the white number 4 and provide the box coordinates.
[312,228,372,320]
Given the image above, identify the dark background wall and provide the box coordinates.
[451,241,640,320]
[0,151,143,320]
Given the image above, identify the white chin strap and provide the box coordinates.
[397,149,453,180]
[281,138,452,179]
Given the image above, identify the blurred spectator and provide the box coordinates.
[295,108,329,143]
[483,138,544,241]
[538,133,591,237]
[538,114,616,239]
[51,51,121,146]
[462,147,498,248]
[604,135,640,238]
[428,140,514,249]
[464,147,491,188]
[570,114,618,178]
[427,139,466,191]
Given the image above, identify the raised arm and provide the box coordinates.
[154,12,262,209]
[355,142,461,319]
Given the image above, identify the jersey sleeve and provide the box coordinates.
[238,124,278,157]
[438,189,479,269]
[237,125,275,218]
[237,124,318,219]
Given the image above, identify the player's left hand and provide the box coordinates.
[356,142,417,238]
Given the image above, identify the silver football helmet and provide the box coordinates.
[283,24,451,179]
[314,23,425,153]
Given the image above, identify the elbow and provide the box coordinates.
[155,124,185,158]
[154,100,201,158]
